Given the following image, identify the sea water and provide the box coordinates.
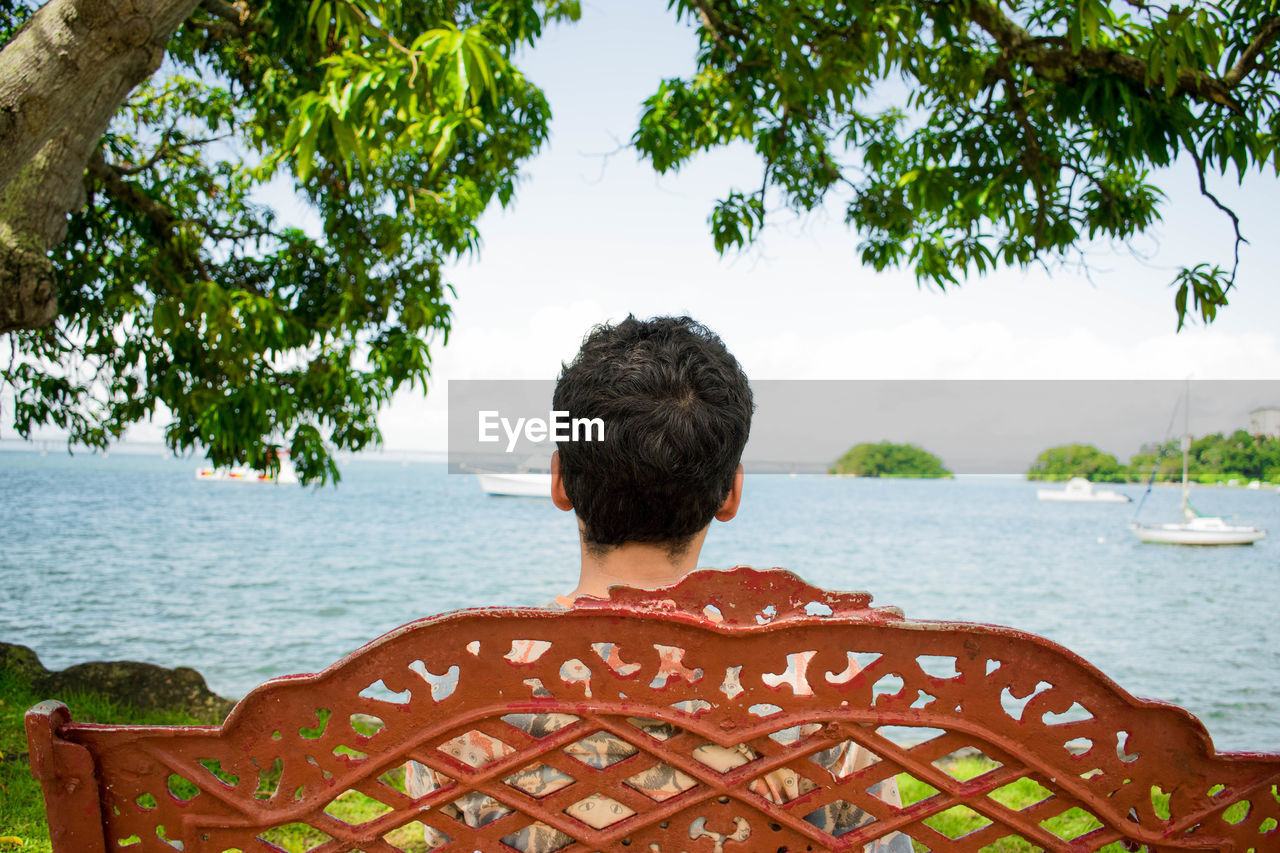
[1,450,1276,750]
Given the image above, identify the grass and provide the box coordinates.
[0,664,435,853]
[895,753,1254,852]
[897,754,1104,851]
[2,665,1261,853]
[0,665,201,852]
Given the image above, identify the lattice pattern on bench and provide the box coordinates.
[27,567,1280,852]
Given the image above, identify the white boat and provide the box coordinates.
[195,451,299,485]
[1130,513,1266,546]
[1037,477,1131,503]
[1130,390,1265,545]
[474,471,552,498]
[473,452,552,498]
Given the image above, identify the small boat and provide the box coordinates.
[473,452,551,498]
[1130,387,1265,545]
[475,471,552,498]
[195,451,299,485]
[1037,477,1130,503]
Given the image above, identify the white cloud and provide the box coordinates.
[731,317,1280,382]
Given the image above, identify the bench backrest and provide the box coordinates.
[28,567,1280,852]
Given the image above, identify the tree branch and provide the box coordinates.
[0,0,203,331]
[996,67,1057,245]
[330,0,422,82]
[198,0,250,28]
[1,124,104,332]
[1188,147,1246,289]
[88,150,271,279]
[88,148,222,279]
[0,0,202,193]
[1223,15,1280,87]
[113,128,174,176]
[115,131,233,176]
[691,0,742,55]
[966,0,1244,113]
[87,150,177,233]
[187,16,240,39]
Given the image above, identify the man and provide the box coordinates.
[409,316,909,852]
[549,314,752,601]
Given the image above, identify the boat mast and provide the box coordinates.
[1181,379,1191,520]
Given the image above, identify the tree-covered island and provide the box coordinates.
[1027,444,1128,482]
[830,441,953,478]
[1029,433,1280,484]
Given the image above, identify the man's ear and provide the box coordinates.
[550,450,574,511]
[714,464,745,522]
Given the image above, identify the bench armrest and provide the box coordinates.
[26,700,108,853]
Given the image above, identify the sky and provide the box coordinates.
[8,2,1280,457]
[371,2,1280,453]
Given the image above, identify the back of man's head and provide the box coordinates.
[553,315,753,554]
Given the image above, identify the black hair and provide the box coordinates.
[552,315,753,553]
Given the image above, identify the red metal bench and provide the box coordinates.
[27,567,1280,852]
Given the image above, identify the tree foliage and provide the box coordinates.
[0,0,577,482]
[633,0,1280,328]
[1025,443,1127,481]
[830,441,953,478]
[6,1,1279,480]
[1130,429,1280,482]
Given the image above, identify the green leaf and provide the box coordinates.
[455,41,469,107]
[295,116,320,181]
[329,113,360,172]
[1081,0,1100,44]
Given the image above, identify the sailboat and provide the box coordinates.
[1129,387,1266,546]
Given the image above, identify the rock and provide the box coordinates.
[0,641,46,683]
[1,641,234,724]
[37,661,234,724]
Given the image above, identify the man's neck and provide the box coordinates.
[567,528,710,600]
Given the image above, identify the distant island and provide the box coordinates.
[1026,444,1127,482]
[830,441,953,478]
[1028,432,1280,484]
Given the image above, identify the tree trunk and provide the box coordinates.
[0,0,202,333]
